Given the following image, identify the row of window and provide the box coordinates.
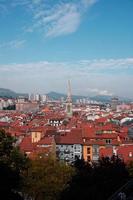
[59,145,81,149]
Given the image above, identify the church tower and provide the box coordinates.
[66,80,73,117]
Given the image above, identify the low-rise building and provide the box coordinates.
[56,129,82,163]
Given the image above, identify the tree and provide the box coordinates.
[23,155,74,200]
[0,129,29,200]
[61,156,129,200]
[128,160,133,177]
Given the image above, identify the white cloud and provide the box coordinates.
[78,58,133,71]
[0,39,26,49]
[98,90,113,96]
[0,57,133,74]
[0,0,98,37]
[0,57,133,97]
[11,0,31,7]
[82,0,98,8]
[45,4,81,37]
[13,0,98,37]
[82,88,113,96]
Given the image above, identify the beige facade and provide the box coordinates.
[31,131,42,143]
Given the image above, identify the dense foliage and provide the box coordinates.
[0,129,74,200]
[0,129,29,199]
[61,156,129,200]
[22,156,74,200]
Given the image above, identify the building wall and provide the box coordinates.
[31,132,42,143]
[83,145,93,162]
[66,102,73,117]
[56,144,82,163]
[49,119,63,127]
[16,102,39,112]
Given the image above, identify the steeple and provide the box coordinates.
[66,80,73,117]
[67,80,72,103]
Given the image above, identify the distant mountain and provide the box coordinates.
[47,91,66,100]
[0,88,28,98]
[90,95,112,103]
[47,92,132,103]
[0,88,132,103]
[47,91,86,102]
[90,95,132,103]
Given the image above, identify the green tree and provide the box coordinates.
[23,155,74,200]
[128,160,133,177]
[0,129,29,200]
[61,156,129,200]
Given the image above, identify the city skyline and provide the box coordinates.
[0,0,133,98]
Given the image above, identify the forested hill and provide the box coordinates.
[0,88,28,98]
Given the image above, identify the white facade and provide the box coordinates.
[56,144,82,163]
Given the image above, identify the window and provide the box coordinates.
[106,139,111,144]
[93,148,97,154]
[87,156,91,162]
[35,132,38,138]
[96,130,103,134]
[75,155,80,159]
[87,147,91,154]
[75,149,80,152]
[92,145,99,154]
[129,152,132,157]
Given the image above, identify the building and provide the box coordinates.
[111,97,119,111]
[66,80,73,118]
[56,129,82,163]
[99,145,133,163]
[16,102,39,112]
[82,123,120,162]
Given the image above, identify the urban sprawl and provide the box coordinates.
[0,84,133,164]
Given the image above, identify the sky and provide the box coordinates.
[0,0,133,98]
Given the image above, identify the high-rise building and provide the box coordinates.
[66,80,73,117]
[29,93,41,102]
[111,97,119,111]
[41,94,47,102]
[35,94,41,102]
[28,93,34,101]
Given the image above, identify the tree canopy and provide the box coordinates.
[22,155,74,200]
[61,156,129,200]
[0,129,29,200]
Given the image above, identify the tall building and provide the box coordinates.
[29,93,41,102]
[111,97,119,111]
[41,94,47,102]
[35,94,41,102]
[66,80,73,117]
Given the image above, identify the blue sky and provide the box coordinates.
[0,0,133,98]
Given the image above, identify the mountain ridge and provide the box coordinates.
[0,88,28,98]
[0,88,132,102]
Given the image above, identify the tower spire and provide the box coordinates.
[66,80,73,117]
[67,80,72,103]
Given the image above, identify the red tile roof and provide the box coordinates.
[20,136,35,152]
[55,129,82,145]
[37,137,53,145]
[100,145,133,163]
[117,145,133,162]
